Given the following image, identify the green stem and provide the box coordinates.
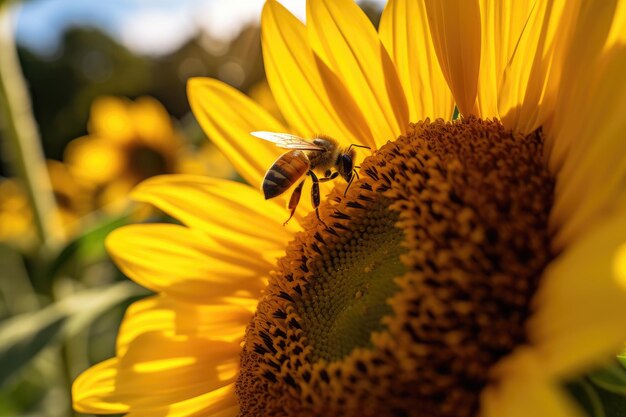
[0,2,65,250]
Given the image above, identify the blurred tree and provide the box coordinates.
[222,24,265,91]
[150,23,265,119]
[148,35,223,119]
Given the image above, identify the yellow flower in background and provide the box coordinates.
[65,95,203,208]
[46,160,95,234]
[1,96,234,247]
[0,179,35,244]
[73,1,626,417]
[178,142,237,182]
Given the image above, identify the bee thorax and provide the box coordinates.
[307,148,338,172]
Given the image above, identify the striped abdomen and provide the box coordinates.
[262,150,310,200]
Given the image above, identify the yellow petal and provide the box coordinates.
[547,0,622,165]
[307,0,409,148]
[73,359,129,414]
[125,385,238,417]
[527,212,626,379]
[476,1,534,119]
[248,80,285,126]
[424,0,481,117]
[88,96,135,143]
[73,340,239,416]
[481,351,584,417]
[73,296,247,415]
[131,175,300,244]
[498,0,575,134]
[118,335,240,396]
[606,0,626,47]
[187,77,285,189]
[262,0,372,148]
[547,27,626,248]
[64,136,124,184]
[379,0,454,121]
[116,296,253,356]
[106,224,267,303]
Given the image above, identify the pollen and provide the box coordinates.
[236,118,554,417]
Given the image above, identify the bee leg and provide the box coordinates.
[309,171,327,227]
[284,179,305,226]
[347,144,372,152]
[319,171,339,183]
[343,172,355,197]
[343,169,360,197]
[324,169,332,177]
[346,143,372,152]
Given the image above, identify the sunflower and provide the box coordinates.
[73,1,626,416]
[46,159,96,233]
[64,95,200,208]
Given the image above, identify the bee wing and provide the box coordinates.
[251,131,325,151]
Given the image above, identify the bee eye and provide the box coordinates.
[341,154,353,174]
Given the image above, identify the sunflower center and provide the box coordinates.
[237,118,554,417]
[297,196,406,361]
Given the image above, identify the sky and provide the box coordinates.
[14,0,382,56]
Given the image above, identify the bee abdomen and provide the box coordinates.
[263,150,309,200]
[263,170,290,198]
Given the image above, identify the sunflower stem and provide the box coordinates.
[0,2,65,250]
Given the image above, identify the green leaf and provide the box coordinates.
[0,361,63,416]
[0,316,66,389]
[567,360,626,417]
[589,360,626,396]
[595,386,626,417]
[452,105,460,121]
[0,281,147,387]
[567,379,607,417]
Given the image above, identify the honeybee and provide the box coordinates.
[251,131,370,225]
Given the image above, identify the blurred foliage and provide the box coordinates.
[0,281,147,387]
